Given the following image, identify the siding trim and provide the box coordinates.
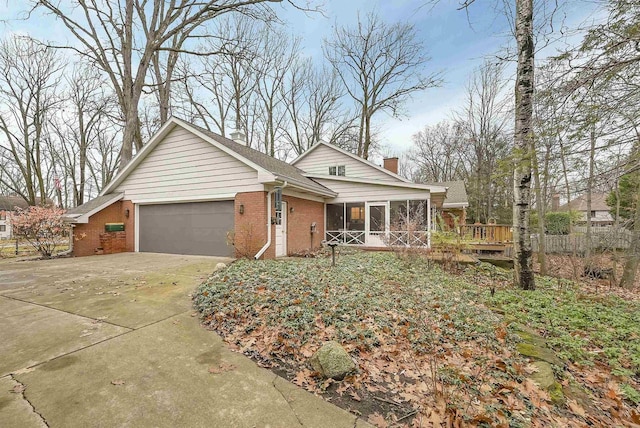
[132,193,239,205]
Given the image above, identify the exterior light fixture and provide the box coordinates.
[239,204,245,214]
[125,208,130,218]
[289,206,294,213]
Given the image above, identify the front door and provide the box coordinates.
[275,201,287,256]
[366,202,388,246]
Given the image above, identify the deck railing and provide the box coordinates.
[325,230,366,245]
[325,230,429,247]
[460,224,513,243]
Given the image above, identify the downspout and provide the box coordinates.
[254,181,288,259]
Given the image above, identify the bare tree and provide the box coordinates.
[31,0,304,168]
[324,12,440,159]
[455,60,511,223]
[410,122,467,183]
[50,65,116,207]
[0,36,63,206]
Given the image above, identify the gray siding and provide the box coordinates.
[295,144,399,182]
[317,178,430,203]
[115,126,262,201]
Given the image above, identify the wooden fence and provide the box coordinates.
[532,229,633,254]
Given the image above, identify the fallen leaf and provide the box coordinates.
[208,363,236,374]
[567,400,586,417]
[111,380,125,386]
[11,384,25,394]
[367,412,388,428]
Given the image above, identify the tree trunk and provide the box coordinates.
[620,187,640,289]
[585,125,596,259]
[531,138,547,275]
[512,0,535,290]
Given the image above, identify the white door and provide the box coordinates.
[275,201,287,256]
[366,202,388,246]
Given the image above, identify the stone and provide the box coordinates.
[516,342,564,367]
[530,361,555,389]
[309,341,356,380]
[530,361,565,405]
[215,262,227,271]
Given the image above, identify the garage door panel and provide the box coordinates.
[139,201,234,256]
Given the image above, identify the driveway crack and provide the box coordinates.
[272,374,304,427]
[9,374,49,427]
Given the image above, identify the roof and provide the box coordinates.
[185,122,335,196]
[0,196,29,211]
[432,181,469,207]
[63,193,123,223]
[291,141,412,183]
[559,193,610,212]
[101,117,336,198]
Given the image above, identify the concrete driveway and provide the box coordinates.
[0,253,365,428]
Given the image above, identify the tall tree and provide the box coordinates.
[513,0,536,289]
[31,0,302,168]
[324,12,440,159]
[0,36,63,205]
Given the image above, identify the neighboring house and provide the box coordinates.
[558,193,614,226]
[0,196,30,239]
[426,181,468,229]
[63,117,448,258]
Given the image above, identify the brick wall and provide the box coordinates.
[282,195,324,255]
[233,191,324,259]
[234,191,269,259]
[73,200,133,257]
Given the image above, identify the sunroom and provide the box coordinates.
[324,199,433,247]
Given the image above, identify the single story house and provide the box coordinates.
[63,117,449,258]
[0,196,30,239]
[558,193,614,227]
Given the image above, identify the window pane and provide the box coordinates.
[409,200,428,229]
[369,205,386,232]
[326,204,344,230]
[390,201,407,229]
[329,166,336,175]
[337,165,346,176]
[346,203,365,231]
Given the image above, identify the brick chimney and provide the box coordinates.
[383,157,399,174]
[552,193,560,211]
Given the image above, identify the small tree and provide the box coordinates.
[11,206,70,258]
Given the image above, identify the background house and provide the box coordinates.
[0,196,29,239]
[558,193,614,226]
[427,181,468,229]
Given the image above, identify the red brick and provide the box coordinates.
[73,200,133,257]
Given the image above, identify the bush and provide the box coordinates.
[11,206,70,258]
[545,211,573,235]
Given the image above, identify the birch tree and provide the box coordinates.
[513,0,536,289]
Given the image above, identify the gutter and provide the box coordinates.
[254,181,288,259]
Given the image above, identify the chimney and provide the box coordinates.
[383,157,399,174]
[230,130,246,145]
[552,193,560,211]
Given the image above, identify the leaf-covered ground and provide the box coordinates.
[194,251,640,427]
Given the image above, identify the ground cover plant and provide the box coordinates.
[194,251,640,427]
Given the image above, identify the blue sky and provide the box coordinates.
[276,0,599,155]
[0,0,598,155]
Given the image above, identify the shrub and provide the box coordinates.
[545,211,573,235]
[11,206,70,258]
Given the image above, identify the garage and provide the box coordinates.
[138,201,234,256]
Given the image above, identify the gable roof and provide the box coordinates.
[291,141,411,183]
[427,181,468,208]
[63,193,124,223]
[0,196,29,211]
[559,193,610,212]
[101,117,336,198]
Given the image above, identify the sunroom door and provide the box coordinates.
[366,202,388,246]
